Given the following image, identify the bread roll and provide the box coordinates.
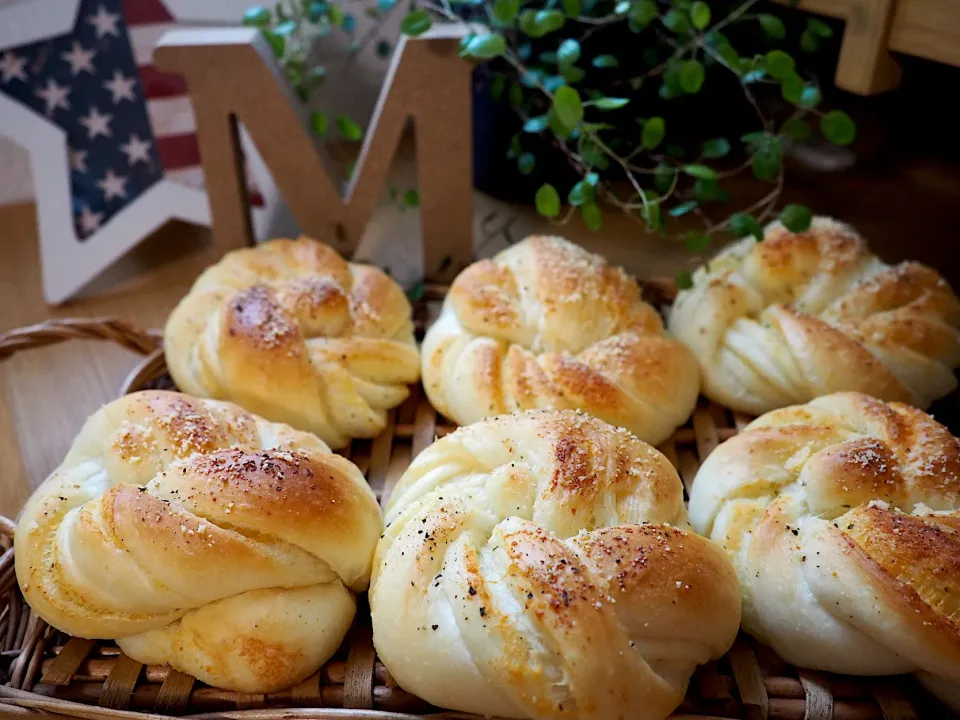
[421,236,699,445]
[668,217,960,414]
[689,392,960,707]
[15,391,382,693]
[165,237,420,448]
[371,410,741,720]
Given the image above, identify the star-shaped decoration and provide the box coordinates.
[0,52,27,84]
[120,134,152,165]
[104,70,136,103]
[61,41,96,76]
[87,4,120,38]
[78,206,103,235]
[35,78,70,115]
[97,169,128,201]
[78,106,113,139]
[70,148,88,173]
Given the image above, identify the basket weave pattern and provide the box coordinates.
[0,292,949,720]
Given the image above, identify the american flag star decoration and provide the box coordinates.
[0,0,275,304]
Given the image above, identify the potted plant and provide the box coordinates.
[243,0,856,287]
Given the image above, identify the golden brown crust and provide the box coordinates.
[165,236,420,448]
[371,409,740,720]
[689,391,960,692]
[15,390,382,693]
[670,217,960,414]
[423,236,699,445]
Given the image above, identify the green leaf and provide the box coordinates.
[691,1,710,30]
[243,6,271,27]
[509,84,523,108]
[558,39,581,65]
[400,10,431,35]
[562,0,581,18]
[517,42,532,60]
[751,136,783,180]
[629,0,657,30]
[683,164,717,180]
[535,183,561,217]
[800,30,819,53]
[592,54,618,68]
[679,59,705,93]
[328,4,344,26]
[534,9,566,35]
[552,85,583,129]
[568,180,595,206]
[544,75,565,92]
[490,75,506,100]
[642,202,662,231]
[702,138,730,158]
[642,117,665,149]
[585,172,599,186]
[581,203,602,230]
[581,141,610,170]
[806,18,833,37]
[403,189,420,208]
[407,281,425,301]
[492,0,520,24]
[262,30,285,58]
[729,212,764,241]
[781,72,804,105]
[593,97,629,110]
[653,164,675,194]
[335,115,363,141]
[684,231,711,252]
[347,39,360,54]
[675,270,694,290]
[376,40,392,58]
[615,0,630,14]
[694,178,727,203]
[741,131,769,148]
[758,14,786,39]
[560,64,585,83]
[779,203,813,232]
[377,0,395,11]
[820,110,856,145]
[309,111,328,137]
[518,9,538,35]
[782,116,811,141]
[764,50,795,79]
[461,33,506,59]
[517,153,536,175]
[670,200,698,217]
[548,108,573,138]
[342,13,356,32]
[799,85,822,109]
[508,135,522,158]
[742,68,765,84]
[524,115,549,133]
[662,9,690,34]
[308,2,327,21]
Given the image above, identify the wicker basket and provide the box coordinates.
[0,288,955,720]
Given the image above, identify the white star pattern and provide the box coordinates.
[78,206,103,235]
[61,41,96,76]
[87,5,120,38]
[70,149,88,173]
[120,134,152,165]
[0,52,27,84]
[35,78,70,115]
[78,106,113,139]
[97,169,127,200]
[103,70,136,103]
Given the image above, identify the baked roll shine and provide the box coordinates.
[422,236,700,445]
[689,392,960,707]
[165,237,420,448]
[668,217,960,414]
[15,391,382,693]
[371,409,741,720]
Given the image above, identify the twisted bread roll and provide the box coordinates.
[668,217,960,414]
[371,410,740,720]
[15,391,382,693]
[421,236,699,445]
[165,237,420,448]
[689,392,960,706]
